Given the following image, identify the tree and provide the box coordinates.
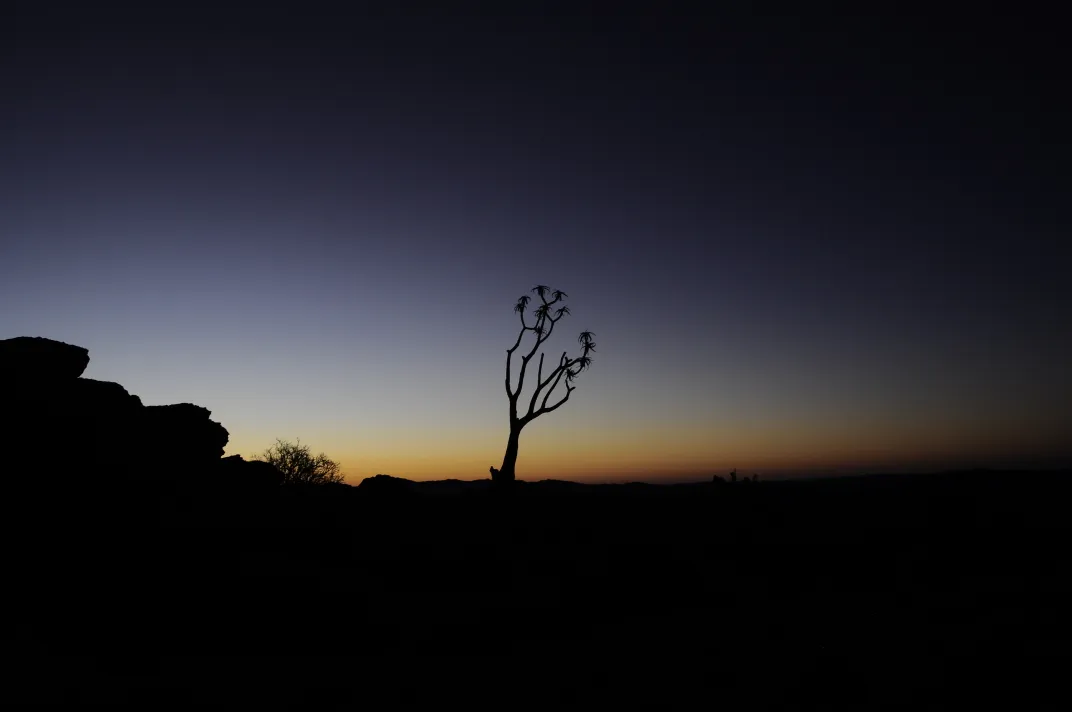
[254,438,344,485]
[492,285,596,487]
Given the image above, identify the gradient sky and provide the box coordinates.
[3,4,1069,482]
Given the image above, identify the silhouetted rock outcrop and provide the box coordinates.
[356,474,415,494]
[218,455,285,488]
[140,403,229,472]
[72,378,144,410]
[1,336,232,497]
[0,336,89,381]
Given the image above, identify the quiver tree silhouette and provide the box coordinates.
[495,285,596,487]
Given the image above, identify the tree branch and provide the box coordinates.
[513,325,537,401]
[517,310,560,398]
[505,324,527,401]
[533,351,570,396]
[523,313,555,361]
[524,297,566,357]
[527,352,546,416]
[522,314,544,359]
[540,361,571,411]
[530,383,575,420]
[518,352,574,422]
[506,288,582,428]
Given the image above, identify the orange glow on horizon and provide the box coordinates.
[224,413,1070,485]
[218,375,1072,483]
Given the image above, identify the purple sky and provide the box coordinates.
[3,4,1069,481]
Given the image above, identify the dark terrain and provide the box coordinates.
[3,338,1068,705]
[9,469,1071,706]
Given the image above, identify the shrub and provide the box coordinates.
[254,438,344,485]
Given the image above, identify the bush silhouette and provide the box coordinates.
[254,438,343,485]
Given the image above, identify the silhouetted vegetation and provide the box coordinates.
[716,469,758,484]
[255,437,343,485]
[6,334,1071,706]
[496,285,597,487]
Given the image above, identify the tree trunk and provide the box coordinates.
[496,425,522,488]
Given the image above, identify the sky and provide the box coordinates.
[3,4,1069,483]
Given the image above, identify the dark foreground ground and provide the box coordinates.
[8,470,1071,706]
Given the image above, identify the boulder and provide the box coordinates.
[4,377,144,479]
[140,403,229,467]
[66,379,147,471]
[246,459,285,487]
[4,377,140,421]
[0,336,90,380]
[70,378,144,413]
[1,336,235,492]
[218,455,284,488]
[356,474,415,495]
